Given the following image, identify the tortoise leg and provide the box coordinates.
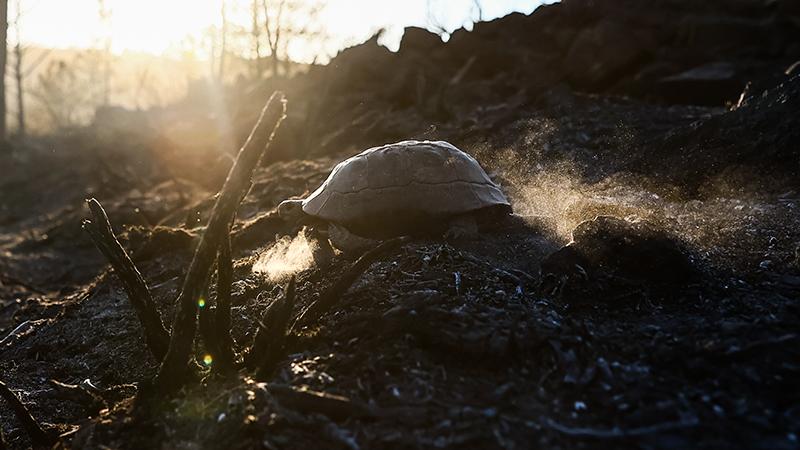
[328,223,378,254]
[444,214,479,240]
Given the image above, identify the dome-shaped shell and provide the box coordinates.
[302,140,509,225]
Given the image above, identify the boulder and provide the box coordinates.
[563,20,655,89]
[398,27,442,55]
[656,61,745,105]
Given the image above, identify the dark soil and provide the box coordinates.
[2,0,800,448]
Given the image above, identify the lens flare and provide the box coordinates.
[198,298,206,308]
[203,354,213,366]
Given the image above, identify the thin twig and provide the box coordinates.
[49,379,107,415]
[544,416,699,439]
[156,92,287,392]
[292,236,410,331]
[268,383,372,421]
[197,284,218,366]
[214,227,237,371]
[0,273,47,295]
[82,199,170,361]
[0,320,32,347]
[0,380,54,446]
[244,277,296,379]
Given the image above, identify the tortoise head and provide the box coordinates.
[277,199,306,222]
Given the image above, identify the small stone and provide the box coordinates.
[780,275,800,287]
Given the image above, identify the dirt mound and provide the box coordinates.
[541,216,698,303]
[654,73,800,192]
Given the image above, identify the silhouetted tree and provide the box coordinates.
[426,0,447,35]
[33,54,103,129]
[251,0,263,77]
[426,0,486,37]
[97,0,112,105]
[218,0,228,81]
[472,0,483,21]
[13,0,24,136]
[260,0,325,77]
[0,0,8,142]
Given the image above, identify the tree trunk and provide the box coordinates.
[218,0,227,82]
[14,40,22,137]
[0,0,8,142]
[271,50,279,77]
[261,0,285,78]
[251,0,263,77]
[13,2,23,137]
[98,0,111,106]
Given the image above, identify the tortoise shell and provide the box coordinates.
[302,140,510,231]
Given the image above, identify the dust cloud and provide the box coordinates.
[484,144,778,273]
[484,148,647,240]
[252,231,317,282]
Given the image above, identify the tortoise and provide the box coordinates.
[278,140,512,251]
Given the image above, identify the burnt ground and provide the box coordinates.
[2,0,800,448]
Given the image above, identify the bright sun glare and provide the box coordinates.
[18,0,221,55]
[15,0,546,58]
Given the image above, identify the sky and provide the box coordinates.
[11,0,551,60]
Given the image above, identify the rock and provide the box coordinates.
[656,62,745,105]
[773,0,800,18]
[794,244,800,269]
[563,20,654,89]
[786,61,800,77]
[676,16,770,53]
[780,274,800,288]
[398,27,442,55]
[654,73,800,191]
[327,33,395,91]
[542,216,696,287]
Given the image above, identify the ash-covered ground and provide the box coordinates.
[1,0,799,448]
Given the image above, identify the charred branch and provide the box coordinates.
[292,236,410,331]
[214,228,237,371]
[197,284,218,366]
[155,91,286,392]
[244,276,296,379]
[0,380,55,447]
[268,383,372,421]
[82,198,170,361]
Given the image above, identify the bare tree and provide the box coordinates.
[472,0,483,22]
[261,0,284,76]
[251,0,263,77]
[0,0,8,142]
[218,0,228,81]
[260,0,326,77]
[206,26,218,79]
[426,0,485,37]
[426,0,448,35]
[97,0,112,105]
[32,54,102,130]
[13,0,24,136]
